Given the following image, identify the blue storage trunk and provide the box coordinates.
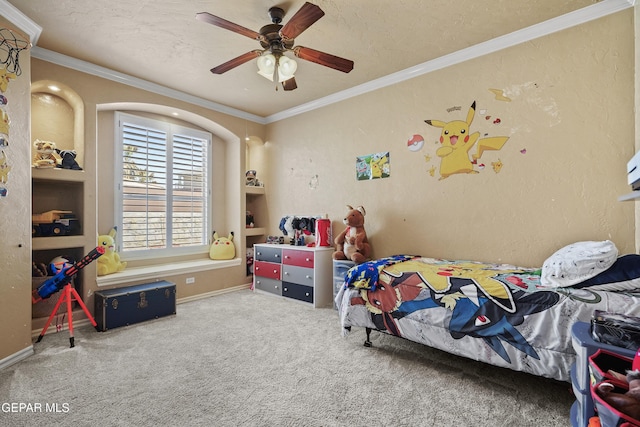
[95,281,176,331]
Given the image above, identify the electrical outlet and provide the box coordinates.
[186,277,195,284]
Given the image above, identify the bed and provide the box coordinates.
[334,242,640,382]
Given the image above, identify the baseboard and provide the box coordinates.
[176,283,251,304]
[0,346,34,371]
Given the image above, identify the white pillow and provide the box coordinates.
[540,240,618,287]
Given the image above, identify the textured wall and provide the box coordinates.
[0,18,33,361]
[264,11,636,267]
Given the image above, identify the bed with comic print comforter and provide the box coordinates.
[334,252,640,381]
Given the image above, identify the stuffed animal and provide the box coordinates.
[97,226,127,276]
[33,139,59,168]
[246,170,262,186]
[595,370,640,422]
[209,231,235,260]
[56,149,82,170]
[333,205,371,264]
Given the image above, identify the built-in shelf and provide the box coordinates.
[32,235,86,251]
[245,186,265,195]
[246,227,266,237]
[618,191,640,201]
[32,167,85,183]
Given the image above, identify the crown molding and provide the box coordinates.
[264,0,635,123]
[30,47,267,125]
[0,0,42,44]
[21,0,635,124]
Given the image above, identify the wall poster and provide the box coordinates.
[356,151,390,181]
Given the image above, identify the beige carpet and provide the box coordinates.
[0,289,574,426]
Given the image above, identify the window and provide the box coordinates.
[115,112,211,259]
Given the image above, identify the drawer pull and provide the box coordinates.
[257,251,261,256]
[305,292,310,297]
[305,275,311,279]
[274,285,278,289]
[284,287,288,292]
[256,280,261,285]
[284,255,290,259]
[284,272,289,275]
[255,267,260,271]
[305,258,310,262]
[273,269,278,274]
[275,254,280,258]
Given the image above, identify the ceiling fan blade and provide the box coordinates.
[280,2,325,41]
[211,50,262,74]
[196,12,260,40]
[293,46,354,73]
[282,77,297,91]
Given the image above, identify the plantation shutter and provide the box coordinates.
[121,122,168,251]
[119,116,210,253]
[171,133,208,247]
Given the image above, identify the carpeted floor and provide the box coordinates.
[0,289,575,426]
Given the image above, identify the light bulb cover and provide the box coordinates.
[257,53,297,83]
[257,54,276,73]
[278,57,297,80]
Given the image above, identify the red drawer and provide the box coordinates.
[253,260,281,280]
[282,249,314,268]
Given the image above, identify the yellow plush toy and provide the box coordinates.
[97,226,127,276]
[209,231,235,260]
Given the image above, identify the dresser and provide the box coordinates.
[570,321,637,427]
[253,244,333,308]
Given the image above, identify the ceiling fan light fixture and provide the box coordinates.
[257,53,297,83]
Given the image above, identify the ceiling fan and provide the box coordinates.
[196,2,354,91]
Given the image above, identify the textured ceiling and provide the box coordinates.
[7,0,600,118]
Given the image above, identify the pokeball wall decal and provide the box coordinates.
[407,134,424,152]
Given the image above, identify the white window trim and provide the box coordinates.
[114,111,213,261]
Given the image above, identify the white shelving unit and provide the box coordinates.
[618,191,640,201]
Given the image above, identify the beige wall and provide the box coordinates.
[0,18,33,363]
[1,6,637,366]
[264,10,636,267]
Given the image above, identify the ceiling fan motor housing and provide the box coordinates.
[259,23,293,52]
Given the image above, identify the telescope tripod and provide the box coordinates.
[36,282,98,348]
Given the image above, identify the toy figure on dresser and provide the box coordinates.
[279,215,319,246]
[56,149,82,170]
[245,170,263,186]
[279,215,295,244]
[32,139,59,168]
[97,226,127,276]
[332,205,371,264]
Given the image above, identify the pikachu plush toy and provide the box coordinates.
[97,226,127,276]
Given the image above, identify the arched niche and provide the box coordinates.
[245,135,265,172]
[31,80,85,166]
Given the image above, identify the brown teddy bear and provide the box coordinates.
[333,205,371,264]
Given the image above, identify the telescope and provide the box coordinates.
[33,246,105,302]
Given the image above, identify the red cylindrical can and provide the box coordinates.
[315,218,332,247]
